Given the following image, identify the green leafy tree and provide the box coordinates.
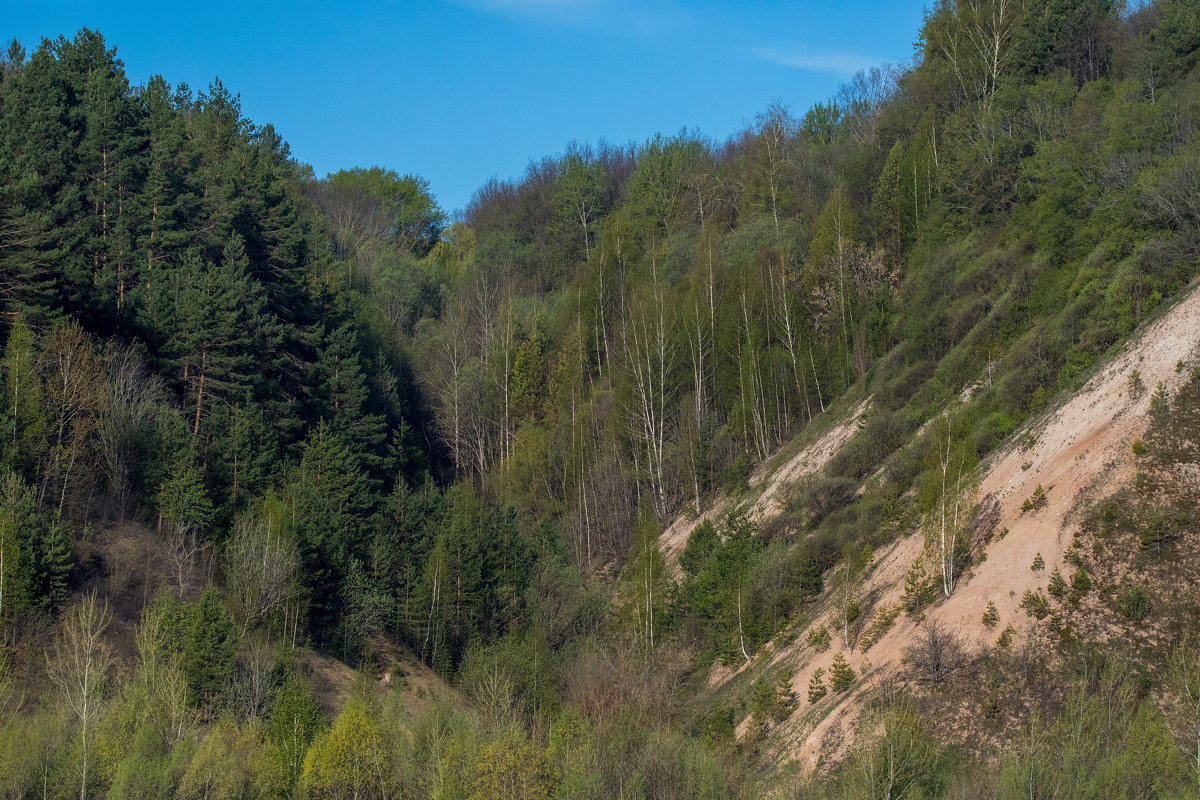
[268,670,325,792]
[323,167,445,257]
[301,697,388,800]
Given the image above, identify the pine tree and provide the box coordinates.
[1070,567,1092,597]
[1,319,46,472]
[830,652,856,692]
[808,668,828,703]
[169,239,279,438]
[0,41,75,322]
[181,585,236,711]
[0,469,32,632]
[293,421,375,641]
[1047,568,1067,599]
[316,322,385,475]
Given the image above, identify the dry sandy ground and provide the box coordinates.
[729,284,1200,774]
[658,399,871,567]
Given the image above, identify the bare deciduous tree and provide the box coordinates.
[223,512,301,639]
[47,592,112,800]
[903,618,968,687]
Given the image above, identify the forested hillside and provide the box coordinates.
[1,1,1199,797]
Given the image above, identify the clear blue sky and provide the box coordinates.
[7,0,930,214]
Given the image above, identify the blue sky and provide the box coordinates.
[7,0,930,213]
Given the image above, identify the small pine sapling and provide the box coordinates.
[807,626,831,652]
[1021,589,1050,620]
[1031,552,1045,572]
[1047,569,1067,599]
[807,668,828,703]
[1070,567,1092,598]
[830,653,856,692]
[996,626,1014,649]
[982,601,1000,628]
[1117,585,1152,623]
[1022,486,1048,513]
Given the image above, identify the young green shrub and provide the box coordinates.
[1022,486,1048,513]
[1132,439,1146,455]
[1149,381,1169,418]
[807,668,828,703]
[996,626,1014,649]
[1117,585,1152,623]
[901,558,937,613]
[1128,370,1145,397]
[1047,569,1067,600]
[859,604,901,651]
[829,653,856,692]
[1070,567,1092,597]
[807,625,831,652]
[1030,552,1045,572]
[982,601,1000,628]
[1021,590,1051,620]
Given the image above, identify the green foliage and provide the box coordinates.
[807,625,832,653]
[1031,551,1046,571]
[324,166,445,256]
[1021,589,1051,620]
[0,467,70,624]
[902,558,937,613]
[1047,568,1067,599]
[268,670,324,791]
[1069,567,1092,597]
[829,652,856,693]
[4,7,1200,796]
[996,626,1015,649]
[749,670,797,727]
[158,463,214,535]
[302,697,388,800]
[982,601,1000,628]
[182,586,236,711]
[1117,585,1152,624]
[807,668,828,703]
[1022,486,1049,513]
[1,319,46,471]
[858,603,901,651]
[680,521,718,578]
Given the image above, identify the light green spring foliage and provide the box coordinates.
[301,698,388,800]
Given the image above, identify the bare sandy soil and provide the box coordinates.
[725,285,1200,775]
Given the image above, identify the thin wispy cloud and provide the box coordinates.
[448,0,692,35]
[750,46,873,75]
[448,0,598,24]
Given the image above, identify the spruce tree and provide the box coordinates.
[830,652,856,692]
[182,585,236,711]
[808,668,828,703]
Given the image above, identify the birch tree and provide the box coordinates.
[47,592,112,800]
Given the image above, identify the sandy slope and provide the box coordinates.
[735,284,1200,773]
[658,399,871,567]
